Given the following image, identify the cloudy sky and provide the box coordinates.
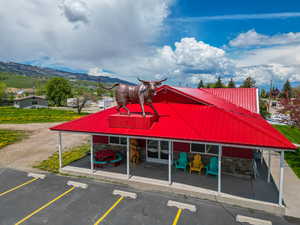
[1,0,300,87]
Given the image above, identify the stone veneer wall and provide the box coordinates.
[94,144,252,177]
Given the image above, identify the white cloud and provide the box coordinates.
[0,0,172,76]
[60,0,90,24]
[88,67,113,77]
[229,29,300,48]
[130,37,234,84]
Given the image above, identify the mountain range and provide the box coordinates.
[0,61,133,85]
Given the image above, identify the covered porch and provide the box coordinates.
[57,132,286,207]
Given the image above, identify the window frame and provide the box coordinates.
[108,136,127,146]
[190,143,219,156]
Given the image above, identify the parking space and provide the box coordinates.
[0,168,295,225]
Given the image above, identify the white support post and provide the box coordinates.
[58,132,62,169]
[260,149,263,164]
[168,141,172,185]
[267,150,271,183]
[90,135,94,173]
[279,151,285,206]
[127,137,130,179]
[218,145,222,193]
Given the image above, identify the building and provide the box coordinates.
[14,96,48,109]
[50,85,296,214]
[98,96,115,109]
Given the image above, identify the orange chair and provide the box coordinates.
[189,154,204,174]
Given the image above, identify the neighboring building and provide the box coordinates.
[98,96,115,109]
[67,98,77,108]
[51,85,296,211]
[14,96,48,109]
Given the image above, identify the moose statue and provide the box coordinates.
[104,78,167,117]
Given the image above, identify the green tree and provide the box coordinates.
[240,76,256,88]
[46,77,72,106]
[260,88,267,98]
[214,76,224,88]
[73,87,96,114]
[96,79,106,97]
[282,79,292,99]
[34,80,46,96]
[197,80,204,88]
[227,78,236,88]
[0,82,6,103]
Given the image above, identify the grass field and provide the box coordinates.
[34,144,90,173]
[0,72,46,88]
[274,125,300,144]
[0,129,28,149]
[274,125,300,178]
[0,107,88,124]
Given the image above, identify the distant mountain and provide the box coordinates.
[0,61,134,85]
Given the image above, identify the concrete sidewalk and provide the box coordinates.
[264,151,300,218]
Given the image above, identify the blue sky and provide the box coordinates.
[1,0,300,87]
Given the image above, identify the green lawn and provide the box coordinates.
[274,125,300,144]
[274,125,300,178]
[0,107,88,124]
[34,144,90,173]
[0,129,28,149]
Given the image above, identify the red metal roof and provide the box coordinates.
[156,86,260,118]
[200,88,258,113]
[50,103,296,150]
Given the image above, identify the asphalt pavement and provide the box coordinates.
[0,168,297,225]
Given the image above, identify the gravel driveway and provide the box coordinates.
[0,123,88,171]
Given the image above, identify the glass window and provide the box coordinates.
[206,145,219,155]
[160,141,169,150]
[109,136,119,144]
[191,144,205,153]
[147,140,158,149]
[109,136,127,145]
[120,137,127,145]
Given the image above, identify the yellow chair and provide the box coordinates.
[189,154,204,174]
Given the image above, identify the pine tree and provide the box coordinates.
[227,78,236,88]
[197,80,204,88]
[240,77,256,88]
[282,79,292,99]
[214,76,224,88]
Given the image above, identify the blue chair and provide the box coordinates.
[205,157,219,176]
[175,152,189,172]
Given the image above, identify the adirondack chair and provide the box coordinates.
[175,152,188,172]
[205,157,219,176]
[189,154,204,174]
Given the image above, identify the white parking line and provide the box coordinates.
[113,190,137,199]
[236,215,272,225]
[167,200,196,212]
[67,181,88,189]
[28,173,46,179]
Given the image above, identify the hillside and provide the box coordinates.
[0,61,133,87]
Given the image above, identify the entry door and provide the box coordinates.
[146,140,170,164]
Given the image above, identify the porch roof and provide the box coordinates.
[50,102,296,150]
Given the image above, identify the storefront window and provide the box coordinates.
[109,136,127,145]
[191,144,205,153]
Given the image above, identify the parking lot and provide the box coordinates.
[0,168,296,225]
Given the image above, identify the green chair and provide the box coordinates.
[205,157,219,176]
[175,152,189,172]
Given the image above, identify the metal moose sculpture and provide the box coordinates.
[104,78,167,117]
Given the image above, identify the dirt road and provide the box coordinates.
[0,123,88,171]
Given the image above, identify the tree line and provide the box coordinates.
[197,76,256,88]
